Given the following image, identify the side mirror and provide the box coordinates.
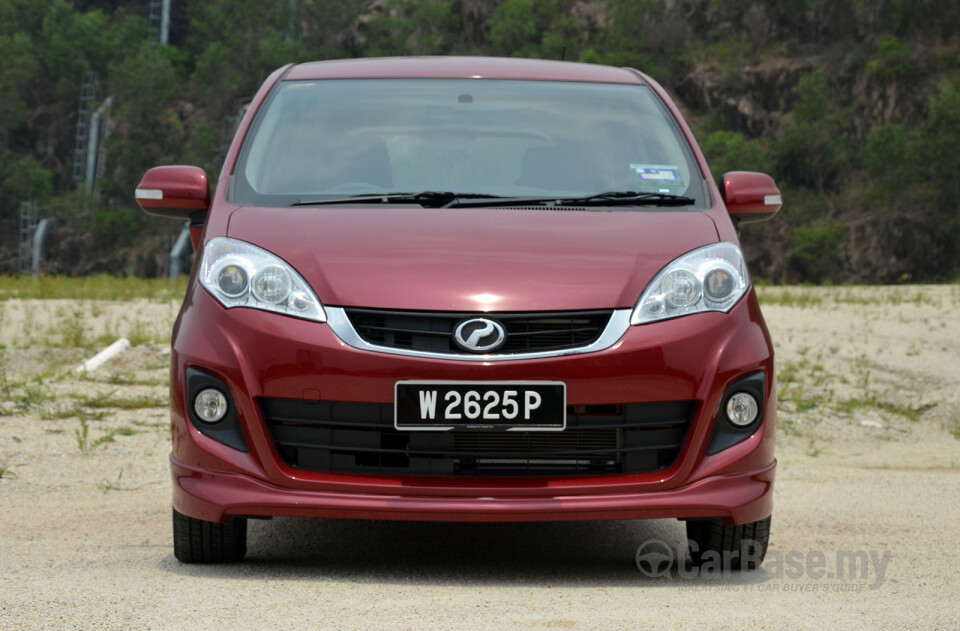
[720,171,782,225]
[135,166,210,220]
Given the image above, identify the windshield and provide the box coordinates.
[232,78,706,207]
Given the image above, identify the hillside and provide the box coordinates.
[2,0,959,281]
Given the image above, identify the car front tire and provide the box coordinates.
[173,508,247,563]
[685,516,771,571]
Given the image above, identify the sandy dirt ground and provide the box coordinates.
[1,286,959,630]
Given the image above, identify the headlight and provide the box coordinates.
[631,242,749,325]
[199,237,326,322]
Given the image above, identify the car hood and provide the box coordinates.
[227,206,720,312]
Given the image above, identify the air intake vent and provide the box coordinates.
[262,398,695,477]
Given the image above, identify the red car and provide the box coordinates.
[136,57,781,567]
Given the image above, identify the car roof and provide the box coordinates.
[285,56,645,84]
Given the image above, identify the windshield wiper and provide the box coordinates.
[444,191,696,209]
[293,190,695,209]
[293,192,507,207]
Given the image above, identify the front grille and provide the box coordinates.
[262,398,694,476]
[343,309,612,355]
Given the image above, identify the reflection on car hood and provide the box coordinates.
[227,206,720,312]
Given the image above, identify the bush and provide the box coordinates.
[488,0,579,59]
[866,36,913,79]
[861,124,910,180]
[702,131,774,180]
[918,78,960,209]
[0,153,54,203]
[363,0,460,57]
[792,220,847,282]
[776,70,849,192]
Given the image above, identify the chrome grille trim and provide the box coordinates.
[325,307,632,362]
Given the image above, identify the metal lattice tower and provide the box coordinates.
[148,0,162,32]
[18,202,41,275]
[218,97,252,167]
[72,71,98,185]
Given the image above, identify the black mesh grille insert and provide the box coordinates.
[262,398,694,476]
[343,309,613,355]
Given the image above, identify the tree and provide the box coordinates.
[777,70,849,192]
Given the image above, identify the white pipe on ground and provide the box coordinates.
[76,338,131,373]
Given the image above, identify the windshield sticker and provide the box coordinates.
[631,164,683,193]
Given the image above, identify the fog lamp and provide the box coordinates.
[194,388,228,424]
[726,392,759,427]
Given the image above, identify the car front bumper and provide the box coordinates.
[169,285,776,525]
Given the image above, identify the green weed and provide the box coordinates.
[779,416,801,437]
[838,396,934,421]
[131,419,168,431]
[757,286,943,308]
[94,394,165,410]
[67,389,166,412]
[0,275,187,302]
[14,384,50,410]
[125,319,155,347]
[75,415,141,453]
[75,415,92,452]
[75,415,115,452]
[83,371,167,387]
[96,469,141,494]
[74,389,119,408]
[0,351,14,405]
[38,405,108,421]
[793,392,826,414]
[58,306,90,348]
[756,288,824,308]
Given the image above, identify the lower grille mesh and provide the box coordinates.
[262,398,694,476]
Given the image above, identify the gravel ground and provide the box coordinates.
[1,287,959,629]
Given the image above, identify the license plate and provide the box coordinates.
[394,381,566,431]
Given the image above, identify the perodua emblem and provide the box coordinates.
[454,318,506,353]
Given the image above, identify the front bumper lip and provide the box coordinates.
[172,455,775,524]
